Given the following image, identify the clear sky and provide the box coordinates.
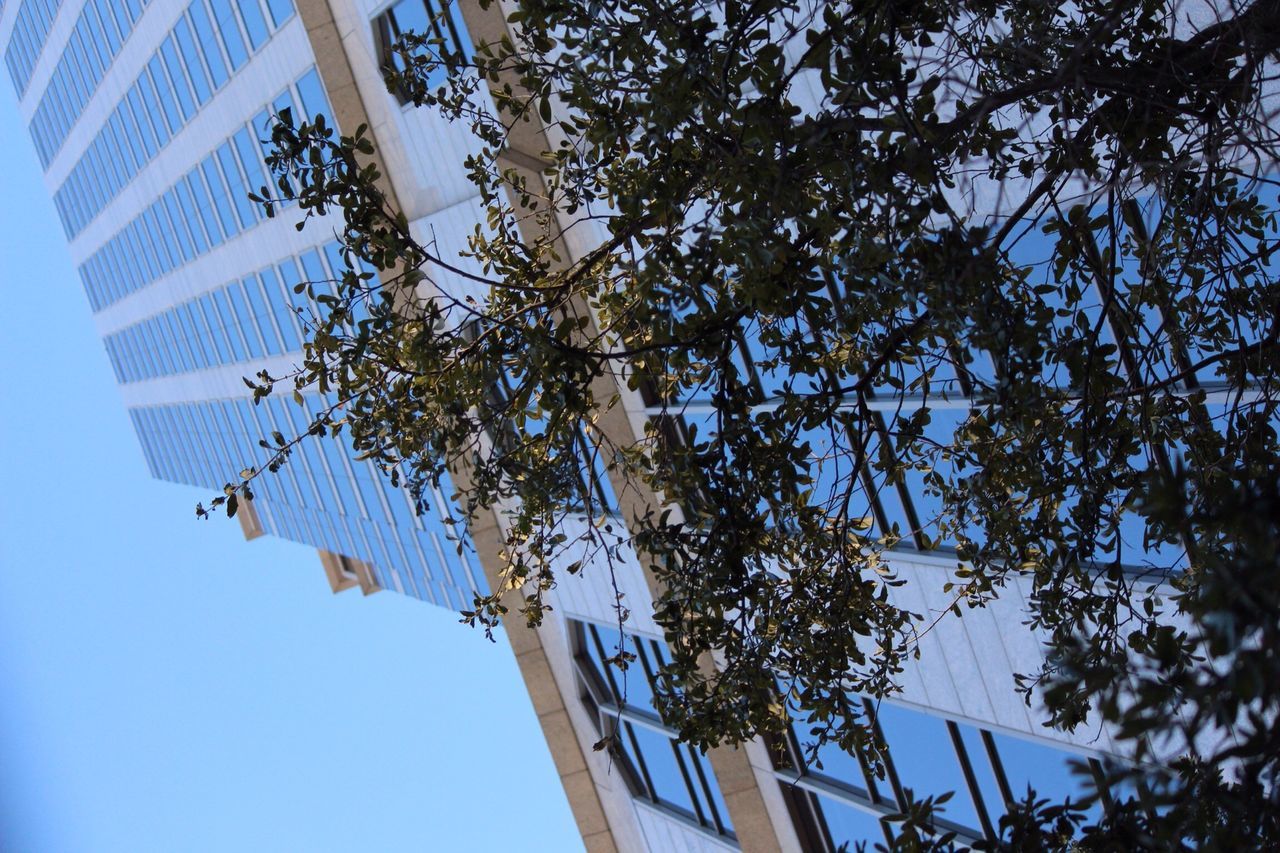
[0,78,583,853]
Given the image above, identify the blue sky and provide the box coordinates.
[0,80,582,853]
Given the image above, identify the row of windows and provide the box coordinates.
[78,67,327,312]
[665,261,1199,569]
[48,0,295,233]
[570,616,1122,849]
[3,0,66,96]
[570,620,736,840]
[129,398,483,608]
[26,0,149,167]
[102,241,355,384]
[777,697,1114,850]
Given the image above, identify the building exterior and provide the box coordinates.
[1,0,1145,849]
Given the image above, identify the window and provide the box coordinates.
[374,0,471,103]
[570,619,735,840]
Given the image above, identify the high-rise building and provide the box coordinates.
[2,0,1145,849]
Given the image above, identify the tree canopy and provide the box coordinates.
[205,0,1280,846]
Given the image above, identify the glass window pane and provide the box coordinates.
[92,0,122,55]
[141,205,173,274]
[160,35,196,120]
[625,722,696,817]
[294,67,330,124]
[137,66,172,146]
[186,170,224,248]
[197,294,231,365]
[988,731,1097,817]
[272,89,296,125]
[231,126,267,196]
[215,141,256,228]
[187,1,229,88]
[201,154,239,238]
[278,257,313,331]
[125,84,157,160]
[173,16,213,103]
[208,0,249,69]
[260,266,300,350]
[166,311,194,373]
[147,56,184,136]
[163,190,195,264]
[234,0,269,48]
[227,279,265,359]
[176,303,208,370]
[264,0,293,27]
[213,288,246,357]
[244,274,282,355]
[816,793,891,850]
[122,0,143,28]
[872,703,981,832]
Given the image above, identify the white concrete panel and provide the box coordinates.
[544,514,663,641]
[885,559,963,715]
[407,193,489,307]
[914,562,994,723]
[633,803,737,853]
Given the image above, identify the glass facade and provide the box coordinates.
[129,397,480,607]
[665,262,1197,569]
[572,616,1114,849]
[48,0,295,235]
[5,1,1165,848]
[4,0,66,96]
[78,67,323,311]
[101,240,353,382]
[6,0,484,614]
[26,0,151,167]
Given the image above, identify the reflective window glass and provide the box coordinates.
[164,311,193,373]
[185,170,224,248]
[817,794,891,849]
[201,155,239,238]
[213,288,246,357]
[630,719,698,813]
[215,141,256,228]
[176,303,208,370]
[159,35,196,119]
[234,0,269,48]
[872,703,981,830]
[163,190,196,264]
[137,67,171,146]
[147,57,183,136]
[988,731,1097,818]
[125,84,157,159]
[243,274,281,355]
[259,266,300,350]
[227,279,265,359]
[197,294,231,365]
[187,1,229,88]
[173,16,213,103]
[208,0,249,69]
[294,67,330,123]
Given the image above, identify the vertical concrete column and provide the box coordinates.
[450,2,803,849]
[292,0,626,848]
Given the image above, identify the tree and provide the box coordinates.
[206,0,1280,845]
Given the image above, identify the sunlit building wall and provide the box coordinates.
[0,0,1138,848]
